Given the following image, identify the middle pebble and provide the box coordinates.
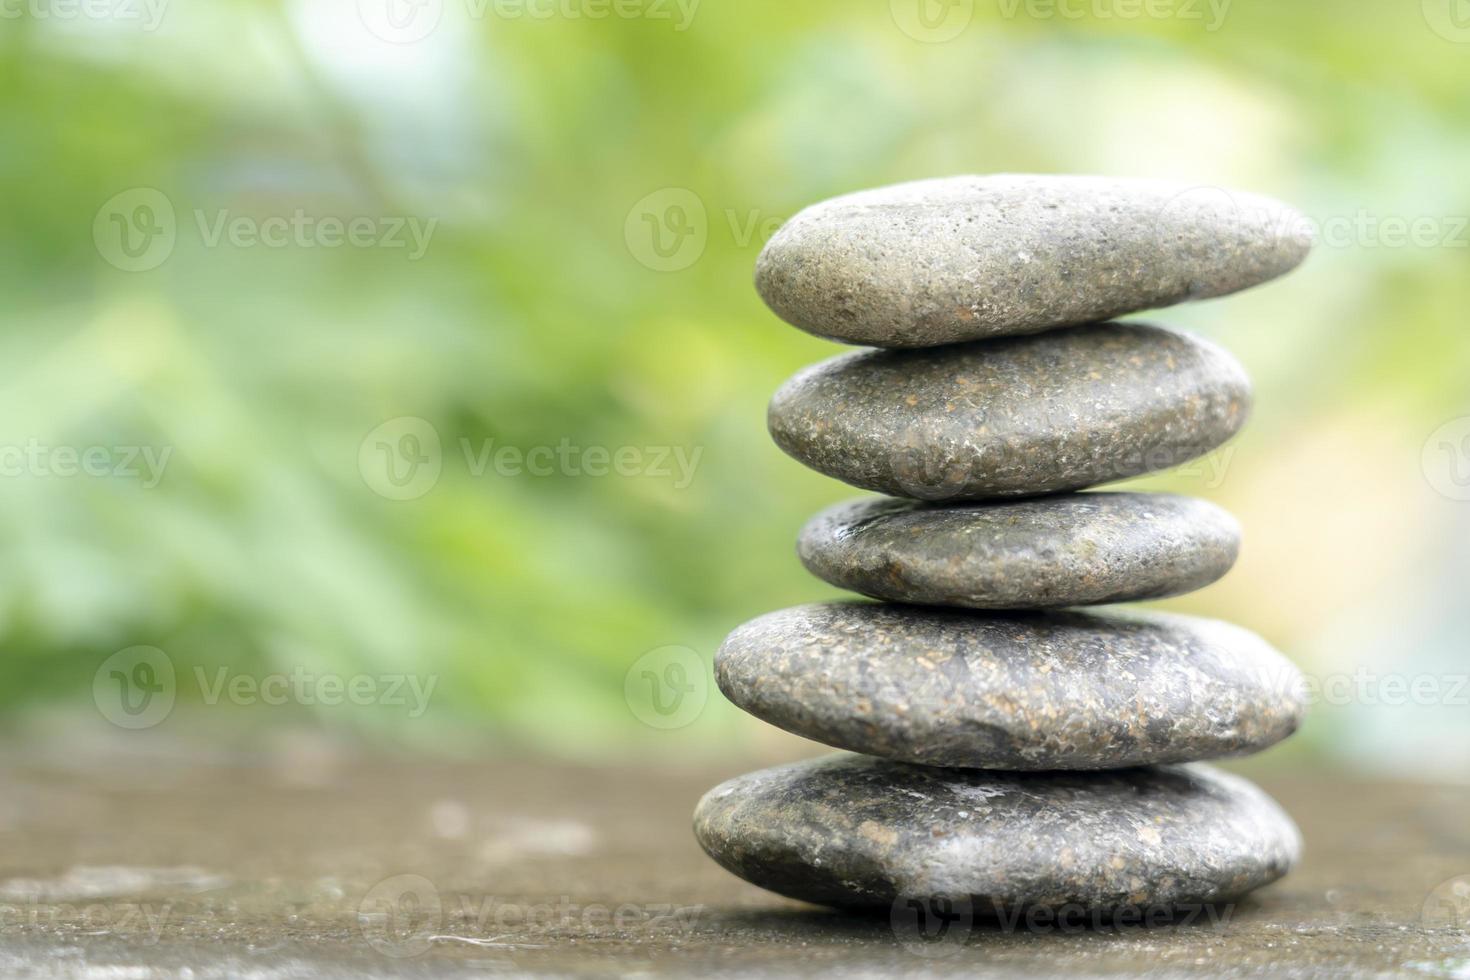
[798,492,1240,609]
[768,321,1250,500]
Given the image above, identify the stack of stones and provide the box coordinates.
[695,175,1314,922]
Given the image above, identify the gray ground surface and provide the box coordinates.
[1,748,1467,977]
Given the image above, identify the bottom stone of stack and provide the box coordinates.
[694,754,1300,915]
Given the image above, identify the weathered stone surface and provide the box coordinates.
[715,603,1304,770]
[755,175,1312,348]
[798,492,1240,608]
[694,754,1301,913]
[767,322,1250,500]
[6,751,1468,975]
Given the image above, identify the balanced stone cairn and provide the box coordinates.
[695,176,1314,925]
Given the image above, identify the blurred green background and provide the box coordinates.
[1,0,1466,778]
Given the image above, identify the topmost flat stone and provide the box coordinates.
[756,175,1313,348]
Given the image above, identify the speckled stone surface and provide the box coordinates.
[797,492,1240,608]
[716,603,1304,770]
[694,754,1301,913]
[755,175,1313,348]
[6,749,1467,976]
[768,321,1251,501]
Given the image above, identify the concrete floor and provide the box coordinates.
[0,749,1467,977]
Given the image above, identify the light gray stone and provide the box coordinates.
[694,754,1302,914]
[798,492,1240,608]
[755,175,1312,348]
[715,602,1305,769]
[767,321,1250,500]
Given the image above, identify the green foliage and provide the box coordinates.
[1,0,1465,767]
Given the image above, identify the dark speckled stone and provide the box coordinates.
[716,603,1305,770]
[755,175,1312,348]
[798,492,1240,609]
[767,322,1250,501]
[694,754,1301,913]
